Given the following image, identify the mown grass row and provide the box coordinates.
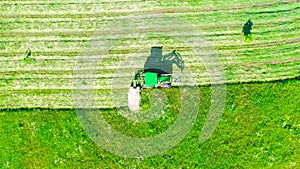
[0,0,299,109]
[0,37,298,61]
[2,23,298,43]
[1,0,297,19]
[0,55,297,77]
[1,13,298,38]
[0,89,114,109]
[1,17,298,40]
[0,42,298,87]
[1,1,298,33]
[0,39,298,62]
[1,63,298,109]
[1,26,299,52]
[0,50,298,76]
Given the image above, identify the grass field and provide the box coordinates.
[0,0,299,168]
[1,80,299,168]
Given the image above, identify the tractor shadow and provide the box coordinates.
[131,46,184,88]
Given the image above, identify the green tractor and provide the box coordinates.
[131,46,184,89]
[128,46,184,111]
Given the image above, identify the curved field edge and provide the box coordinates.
[0,76,299,109]
[0,79,299,168]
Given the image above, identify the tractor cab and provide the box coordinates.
[144,72,172,88]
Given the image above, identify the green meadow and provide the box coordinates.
[0,0,299,168]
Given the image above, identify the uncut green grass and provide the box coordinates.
[0,79,299,168]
